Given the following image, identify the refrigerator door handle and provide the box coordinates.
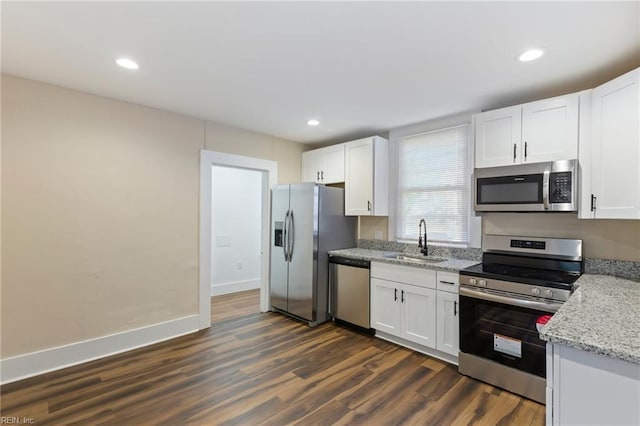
[288,210,295,261]
[283,210,290,262]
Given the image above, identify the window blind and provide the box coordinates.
[396,124,470,245]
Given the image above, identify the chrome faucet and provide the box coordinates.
[418,218,428,256]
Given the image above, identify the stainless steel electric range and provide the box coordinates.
[458,235,583,403]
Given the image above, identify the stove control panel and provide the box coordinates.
[510,239,546,250]
[458,274,571,303]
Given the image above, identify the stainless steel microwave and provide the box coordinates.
[474,160,577,212]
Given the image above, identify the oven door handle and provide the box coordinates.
[459,286,561,313]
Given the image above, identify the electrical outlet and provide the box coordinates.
[374,230,383,240]
[236,262,243,270]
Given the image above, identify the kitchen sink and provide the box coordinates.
[383,253,446,264]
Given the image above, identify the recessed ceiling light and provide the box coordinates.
[306,119,320,126]
[518,48,545,62]
[115,57,139,70]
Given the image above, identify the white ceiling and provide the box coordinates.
[2,1,639,145]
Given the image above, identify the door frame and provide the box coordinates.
[199,150,277,329]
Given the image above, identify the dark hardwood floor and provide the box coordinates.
[211,289,261,324]
[1,291,545,425]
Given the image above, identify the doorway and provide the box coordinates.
[210,166,262,323]
[199,150,277,330]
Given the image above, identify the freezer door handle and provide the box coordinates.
[283,210,290,262]
[288,210,295,261]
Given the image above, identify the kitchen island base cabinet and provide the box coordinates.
[546,343,640,426]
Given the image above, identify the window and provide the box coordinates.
[396,124,470,246]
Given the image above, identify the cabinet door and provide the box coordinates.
[436,291,459,357]
[522,94,579,164]
[345,138,374,215]
[401,284,436,348]
[474,105,522,168]
[370,278,400,336]
[591,68,640,219]
[301,150,323,183]
[321,144,345,184]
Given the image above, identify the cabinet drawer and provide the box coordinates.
[371,262,436,289]
[436,271,459,293]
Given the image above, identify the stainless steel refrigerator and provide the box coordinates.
[270,183,356,326]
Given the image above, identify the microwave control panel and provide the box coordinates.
[549,172,572,203]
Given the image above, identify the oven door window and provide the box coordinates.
[459,294,548,377]
[476,174,542,205]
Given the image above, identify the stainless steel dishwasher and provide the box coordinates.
[329,256,373,334]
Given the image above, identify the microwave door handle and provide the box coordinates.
[543,169,550,210]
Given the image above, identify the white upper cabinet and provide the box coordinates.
[522,95,579,163]
[581,68,640,219]
[475,93,579,168]
[344,136,389,216]
[301,143,345,184]
[302,149,324,183]
[475,105,522,167]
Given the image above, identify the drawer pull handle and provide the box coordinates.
[439,280,455,285]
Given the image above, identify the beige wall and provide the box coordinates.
[205,121,304,184]
[482,213,640,262]
[1,75,304,358]
[359,216,389,241]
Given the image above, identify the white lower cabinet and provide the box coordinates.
[370,277,401,335]
[370,262,459,363]
[400,283,437,348]
[436,290,459,357]
[370,278,436,348]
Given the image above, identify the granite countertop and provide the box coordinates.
[540,274,640,364]
[328,248,479,272]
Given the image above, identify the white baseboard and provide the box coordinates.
[0,314,199,385]
[211,278,260,296]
